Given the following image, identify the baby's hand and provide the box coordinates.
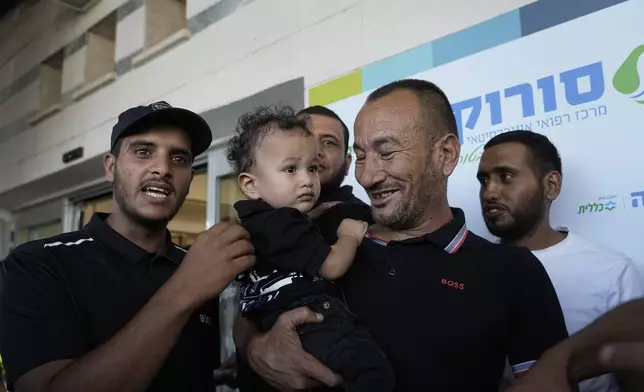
[337,219,368,244]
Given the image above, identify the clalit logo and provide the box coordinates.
[613,45,644,104]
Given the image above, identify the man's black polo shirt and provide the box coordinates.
[0,213,220,391]
[342,208,569,392]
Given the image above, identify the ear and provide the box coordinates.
[543,171,562,202]
[435,133,461,177]
[104,153,116,182]
[344,154,352,175]
[238,172,260,200]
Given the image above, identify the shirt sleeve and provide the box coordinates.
[0,246,86,385]
[505,247,569,376]
[606,257,644,311]
[246,207,331,277]
[315,202,373,244]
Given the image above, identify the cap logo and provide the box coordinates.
[150,101,172,110]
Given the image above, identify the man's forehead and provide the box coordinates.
[358,96,419,129]
[481,143,530,168]
[309,114,343,137]
[355,110,418,146]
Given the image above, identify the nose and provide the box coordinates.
[317,141,326,159]
[300,170,316,189]
[149,155,172,178]
[355,154,386,190]
[481,179,500,202]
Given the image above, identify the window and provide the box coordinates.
[216,174,245,361]
[39,50,63,111]
[145,0,187,48]
[18,220,63,244]
[218,174,245,222]
[168,171,207,247]
[13,199,65,248]
[86,12,116,85]
[81,194,113,227]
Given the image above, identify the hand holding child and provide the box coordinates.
[337,219,368,245]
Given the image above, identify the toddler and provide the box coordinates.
[226,106,395,392]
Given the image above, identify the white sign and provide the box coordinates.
[328,0,644,271]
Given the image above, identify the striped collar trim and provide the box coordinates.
[364,208,469,254]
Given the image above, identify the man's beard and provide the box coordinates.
[113,168,179,230]
[486,188,546,242]
[320,159,349,197]
[374,164,441,230]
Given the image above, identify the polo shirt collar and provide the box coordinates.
[424,208,469,254]
[84,213,186,264]
[366,207,468,254]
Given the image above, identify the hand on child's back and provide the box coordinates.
[337,219,369,244]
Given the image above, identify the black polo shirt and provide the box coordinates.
[342,208,569,392]
[234,199,334,316]
[0,213,220,391]
[235,186,372,392]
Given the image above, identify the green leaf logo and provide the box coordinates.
[613,45,644,104]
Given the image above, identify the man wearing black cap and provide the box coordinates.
[0,102,255,392]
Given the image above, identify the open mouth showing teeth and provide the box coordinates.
[484,206,506,216]
[142,186,170,199]
[372,190,396,199]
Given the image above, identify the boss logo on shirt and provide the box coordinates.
[441,278,465,290]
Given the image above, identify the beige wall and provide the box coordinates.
[0,0,535,202]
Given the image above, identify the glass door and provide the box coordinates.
[207,145,246,379]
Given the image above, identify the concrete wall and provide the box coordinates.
[0,0,536,210]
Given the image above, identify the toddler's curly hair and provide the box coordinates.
[226,105,311,174]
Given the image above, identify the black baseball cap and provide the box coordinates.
[111,101,213,157]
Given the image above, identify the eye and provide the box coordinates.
[134,148,151,157]
[501,173,513,183]
[283,166,296,173]
[308,165,319,173]
[353,148,365,163]
[172,156,188,165]
[380,151,393,159]
[477,176,488,185]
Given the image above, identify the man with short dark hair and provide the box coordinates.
[478,130,644,392]
[0,101,255,392]
[239,80,570,391]
[297,105,351,196]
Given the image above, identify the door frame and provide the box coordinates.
[205,138,233,229]
[206,139,242,369]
